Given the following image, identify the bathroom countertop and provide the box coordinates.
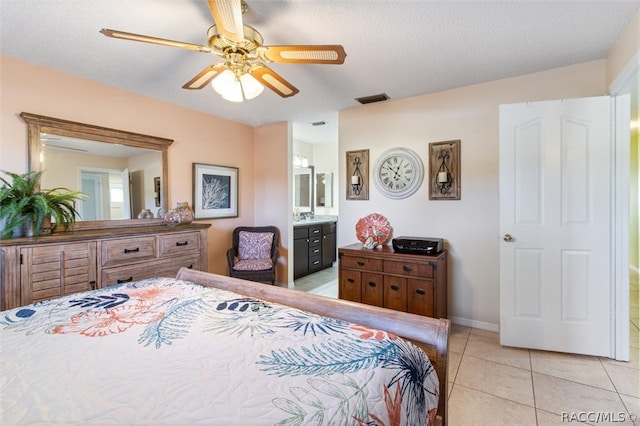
[293,215,338,226]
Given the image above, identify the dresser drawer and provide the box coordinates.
[309,255,322,270]
[158,232,200,257]
[339,269,361,302]
[384,260,434,278]
[308,226,322,237]
[308,245,321,258]
[101,236,156,267]
[101,255,200,287]
[361,272,384,307]
[340,255,383,272]
[294,227,309,239]
[308,234,322,247]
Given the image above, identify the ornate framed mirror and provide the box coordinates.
[21,112,173,230]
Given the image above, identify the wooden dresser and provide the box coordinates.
[338,243,447,319]
[0,223,210,310]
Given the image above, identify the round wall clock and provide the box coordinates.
[373,147,424,199]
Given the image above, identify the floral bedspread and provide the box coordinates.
[0,277,439,425]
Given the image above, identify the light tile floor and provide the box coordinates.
[294,267,640,426]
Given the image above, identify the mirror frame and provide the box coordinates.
[21,112,173,230]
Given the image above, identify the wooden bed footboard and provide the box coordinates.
[176,268,450,426]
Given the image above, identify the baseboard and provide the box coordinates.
[448,315,500,333]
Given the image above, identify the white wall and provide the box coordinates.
[292,139,340,216]
[339,60,608,329]
[313,142,339,216]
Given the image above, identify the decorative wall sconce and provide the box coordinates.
[351,157,364,195]
[346,149,369,200]
[429,140,460,200]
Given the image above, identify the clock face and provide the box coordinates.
[373,148,424,199]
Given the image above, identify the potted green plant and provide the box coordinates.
[0,170,85,239]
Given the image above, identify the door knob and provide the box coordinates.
[503,233,513,242]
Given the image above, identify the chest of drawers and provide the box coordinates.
[0,223,210,310]
[338,243,447,319]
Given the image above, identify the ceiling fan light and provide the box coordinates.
[240,73,264,100]
[222,83,243,102]
[212,69,243,102]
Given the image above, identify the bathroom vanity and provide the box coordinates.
[293,216,337,279]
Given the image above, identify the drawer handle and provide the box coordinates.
[415,288,426,295]
[347,278,355,283]
[123,248,140,254]
[313,249,320,254]
[312,229,320,234]
[390,284,400,291]
[313,239,321,244]
[357,260,365,266]
[368,281,377,287]
[117,277,134,284]
[312,260,320,265]
[175,241,189,246]
[402,265,412,272]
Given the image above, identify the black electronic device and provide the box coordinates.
[392,236,443,255]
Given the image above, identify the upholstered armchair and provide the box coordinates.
[226,226,279,285]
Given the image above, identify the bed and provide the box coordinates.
[0,267,449,425]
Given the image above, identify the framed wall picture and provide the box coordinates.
[192,163,238,219]
[428,140,461,200]
[346,149,369,200]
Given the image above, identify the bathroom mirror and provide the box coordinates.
[293,166,314,212]
[316,172,333,207]
[21,112,173,229]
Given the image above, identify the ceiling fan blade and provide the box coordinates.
[100,29,211,53]
[208,0,245,44]
[182,64,227,89]
[259,45,346,64]
[250,63,299,98]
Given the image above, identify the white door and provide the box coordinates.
[80,173,103,221]
[499,96,612,357]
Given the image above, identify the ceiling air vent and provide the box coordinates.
[311,121,326,126]
[355,93,390,104]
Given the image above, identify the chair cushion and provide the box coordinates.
[232,259,273,271]
[238,231,274,260]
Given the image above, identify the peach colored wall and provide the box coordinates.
[253,122,291,284]
[0,55,259,276]
[338,60,607,329]
[41,148,129,192]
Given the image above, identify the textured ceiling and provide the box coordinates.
[1,0,638,143]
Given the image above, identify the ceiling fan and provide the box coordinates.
[100,0,346,102]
